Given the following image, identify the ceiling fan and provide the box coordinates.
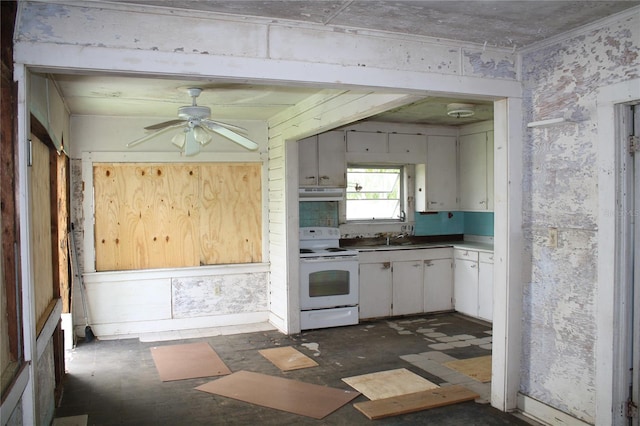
[126,87,259,156]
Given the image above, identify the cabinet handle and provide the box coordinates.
[470,264,477,268]
[479,200,486,205]
[382,262,391,269]
[429,201,438,205]
[320,176,330,180]
[425,261,433,267]
[305,176,315,179]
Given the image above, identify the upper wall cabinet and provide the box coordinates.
[346,130,430,164]
[416,135,458,211]
[346,131,388,153]
[298,131,346,187]
[388,133,427,157]
[458,123,494,211]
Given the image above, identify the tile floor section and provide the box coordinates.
[55,313,534,425]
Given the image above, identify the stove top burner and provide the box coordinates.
[300,248,314,254]
[325,247,347,252]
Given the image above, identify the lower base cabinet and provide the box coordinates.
[359,261,392,319]
[477,252,494,321]
[358,248,452,319]
[454,248,493,322]
[424,258,453,312]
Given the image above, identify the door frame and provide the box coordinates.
[596,78,640,425]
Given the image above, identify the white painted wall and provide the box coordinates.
[519,9,640,425]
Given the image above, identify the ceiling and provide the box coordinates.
[50,1,638,127]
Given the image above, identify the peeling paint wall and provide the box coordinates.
[520,12,639,423]
[172,274,268,319]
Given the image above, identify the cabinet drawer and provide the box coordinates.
[479,252,494,263]
[454,249,478,261]
[423,248,453,261]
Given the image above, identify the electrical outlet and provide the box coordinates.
[548,227,558,248]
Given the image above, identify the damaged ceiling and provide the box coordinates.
[48,1,639,126]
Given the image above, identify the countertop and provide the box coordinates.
[348,240,494,253]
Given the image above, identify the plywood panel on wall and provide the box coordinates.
[94,163,261,271]
[200,163,261,265]
[94,164,200,271]
[30,136,54,325]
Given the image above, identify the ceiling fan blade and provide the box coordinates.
[203,122,258,151]
[126,123,185,148]
[201,118,248,134]
[145,119,186,131]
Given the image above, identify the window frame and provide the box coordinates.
[345,164,405,223]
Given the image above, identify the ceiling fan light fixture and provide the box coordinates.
[183,129,201,157]
[193,126,212,145]
[446,103,475,118]
[171,132,186,148]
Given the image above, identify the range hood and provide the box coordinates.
[299,187,345,201]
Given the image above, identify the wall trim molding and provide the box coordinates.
[517,393,591,426]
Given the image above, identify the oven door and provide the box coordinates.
[300,257,359,310]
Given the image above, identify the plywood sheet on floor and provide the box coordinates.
[258,346,318,371]
[342,368,438,400]
[150,342,231,381]
[443,355,492,382]
[353,385,480,420]
[52,415,88,426]
[196,370,359,419]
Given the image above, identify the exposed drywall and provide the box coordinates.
[520,12,639,423]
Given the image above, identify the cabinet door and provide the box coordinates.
[424,259,453,312]
[426,135,458,210]
[454,258,479,317]
[459,132,488,210]
[317,131,346,187]
[359,262,392,319]
[478,257,494,322]
[392,260,424,316]
[486,131,494,211]
[346,131,388,153]
[298,136,318,186]
[388,133,426,157]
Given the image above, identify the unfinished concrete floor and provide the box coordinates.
[55,313,532,425]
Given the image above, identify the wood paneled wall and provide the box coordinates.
[30,136,54,328]
[93,162,261,271]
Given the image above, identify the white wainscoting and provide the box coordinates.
[76,263,270,338]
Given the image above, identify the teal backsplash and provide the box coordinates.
[414,211,494,236]
[299,201,339,227]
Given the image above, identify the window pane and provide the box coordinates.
[346,166,401,220]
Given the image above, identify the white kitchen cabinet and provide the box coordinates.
[454,260,478,317]
[298,131,346,187]
[346,131,388,153]
[454,248,494,322]
[358,248,453,319]
[359,260,392,319]
[459,132,488,211]
[416,135,458,211]
[392,260,424,316]
[388,133,426,157]
[423,258,453,312]
[477,252,494,322]
[459,127,494,211]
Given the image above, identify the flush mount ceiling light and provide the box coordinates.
[446,103,475,118]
